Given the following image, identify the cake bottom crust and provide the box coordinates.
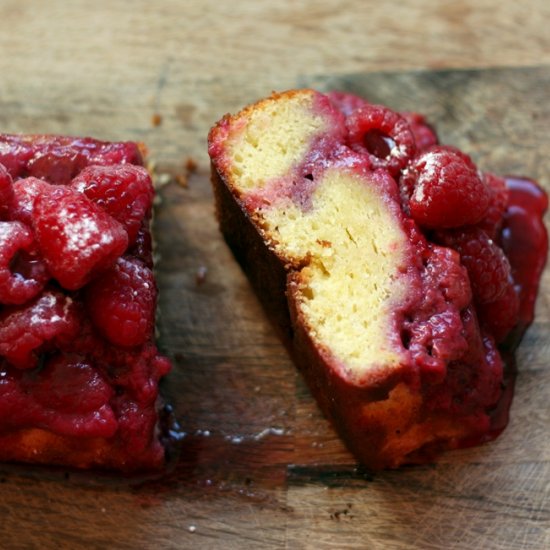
[0,426,165,473]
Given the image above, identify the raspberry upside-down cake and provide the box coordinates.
[0,135,171,472]
[208,90,548,469]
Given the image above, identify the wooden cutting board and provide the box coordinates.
[1,67,549,550]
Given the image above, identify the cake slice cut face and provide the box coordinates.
[209,90,547,468]
[0,135,171,473]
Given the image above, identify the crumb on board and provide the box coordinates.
[175,157,199,188]
[151,113,162,127]
[329,505,354,521]
[175,173,188,188]
[185,157,198,173]
[146,156,199,189]
[155,173,172,187]
[196,266,208,285]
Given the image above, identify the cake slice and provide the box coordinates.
[208,90,547,468]
[0,134,171,473]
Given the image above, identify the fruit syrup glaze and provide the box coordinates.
[0,135,173,472]
[238,90,548,458]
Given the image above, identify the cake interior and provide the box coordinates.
[215,91,412,383]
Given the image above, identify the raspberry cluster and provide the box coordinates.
[0,136,170,467]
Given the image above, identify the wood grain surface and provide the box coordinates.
[0,2,549,549]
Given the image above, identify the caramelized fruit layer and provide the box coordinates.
[0,135,171,472]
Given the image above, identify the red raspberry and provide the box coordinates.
[346,104,416,176]
[27,150,88,185]
[24,138,143,185]
[0,164,14,219]
[400,112,439,152]
[127,222,154,268]
[327,91,369,116]
[477,172,509,239]
[0,135,143,183]
[30,355,114,415]
[0,137,33,178]
[477,282,520,343]
[96,342,171,405]
[0,221,49,305]
[113,395,158,454]
[71,165,154,245]
[32,185,128,290]
[85,257,157,347]
[87,141,144,167]
[437,227,513,304]
[9,177,52,226]
[0,290,80,369]
[403,146,490,228]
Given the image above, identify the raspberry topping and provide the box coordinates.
[477,172,509,239]
[0,134,171,472]
[9,177,53,226]
[437,227,513,304]
[0,290,79,369]
[0,357,116,438]
[346,104,416,176]
[403,146,490,228]
[71,165,154,245]
[0,221,49,305]
[127,222,154,268]
[0,164,14,219]
[30,355,114,415]
[85,257,157,347]
[32,185,128,290]
[327,91,369,116]
[400,112,439,152]
[477,282,520,343]
[0,134,143,183]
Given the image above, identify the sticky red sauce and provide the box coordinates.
[458,177,548,447]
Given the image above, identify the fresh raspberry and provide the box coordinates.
[0,164,14,219]
[400,112,439,152]
[425,244,472,310]
[26,150,88,185]
[32,185,128,290]
[477,282,520,343]
[113,395,158,454]
[0,221,49,305]
[95,342,170,405]
[9,177,53,226]
[85,257,157,347]
[403,146,490,228]
[477,172,509,239]
[127,222,154,268]
[346,104,416,176]
[477,333,505,407]
[25,138,144,185]
[437,227,513,304]
[327,91,369,116]
[29,355,114,415]
[0,135,143,183]
[87,141,144,167]
[0,137,33,178]
[71,165,154,245]
[0,290,80,369]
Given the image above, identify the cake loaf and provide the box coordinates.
[208,90,547,468]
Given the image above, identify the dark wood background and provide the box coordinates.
[0,2,549,548]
